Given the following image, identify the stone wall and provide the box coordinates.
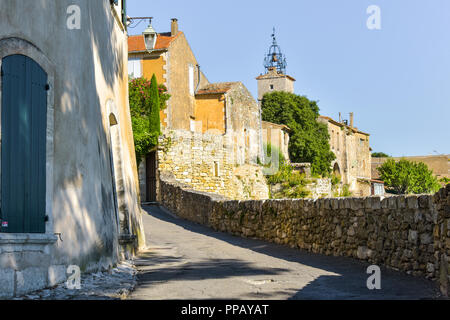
[158,130,269,200]
[160,175,450,296]
[434,185,449,296]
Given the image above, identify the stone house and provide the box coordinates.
[128,19,268,201]
[318,114,372,196]
[261,121,290,161]
[0,0,145,298]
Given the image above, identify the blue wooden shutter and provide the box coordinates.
[1,55,47,233]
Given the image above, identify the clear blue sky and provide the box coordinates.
[127,0,450,157]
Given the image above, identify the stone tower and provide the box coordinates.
[256,28,295,102]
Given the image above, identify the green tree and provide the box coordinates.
[372,152,390,158]
[149,74,161,136]
[261,91,335,176]
[129,75,170,166]
[377,158,441,194]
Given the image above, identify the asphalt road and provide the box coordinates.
[129,205,441,300]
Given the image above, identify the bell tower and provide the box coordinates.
[256,28,295,102]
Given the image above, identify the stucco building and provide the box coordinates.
[0,0,145,298]
[318,114,372,196]
[128,19,268,201]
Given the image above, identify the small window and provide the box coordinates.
[214,162,220,177]
[270,84,274,90]
[128,57,142,78]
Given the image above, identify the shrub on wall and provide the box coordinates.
[377,158,441,194]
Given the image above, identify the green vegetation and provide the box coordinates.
[262,144,310,199]
[372,152,391,158]
[261,91,335,176]
[129,75,170,166]
[377,159,441,195]
[439,177,450,185]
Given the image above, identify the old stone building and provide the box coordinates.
[128,19,268,201]
[0,0,145,298]
[261,121,290,161]
[256,31,373,196]
[318,114,372,196]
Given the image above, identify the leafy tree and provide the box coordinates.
[377,158,441,194]
[129,75,170,166]
[261,91,335,176]
[372,152,390,158]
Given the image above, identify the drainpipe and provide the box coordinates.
[195,64,201,94]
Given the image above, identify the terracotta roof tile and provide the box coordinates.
[128,32,181,53]
[195,82,238,95]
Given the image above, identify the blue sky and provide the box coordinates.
[127,0,450,157]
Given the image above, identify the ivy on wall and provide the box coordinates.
[129,74,170,166]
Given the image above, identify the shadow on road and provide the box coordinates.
[139,205,442,300]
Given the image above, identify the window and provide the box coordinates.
[270,84,274,90]
[190,118,196,132]
[128,57,141,78]
[214,162,220,177]
[189,65,195,96]
[1,55,47,233]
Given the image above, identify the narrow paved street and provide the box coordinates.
[129,205,441,300]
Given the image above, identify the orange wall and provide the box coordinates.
[141,55,167,127]
[194,94,225,134]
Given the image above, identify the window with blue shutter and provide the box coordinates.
[0,54,47,233]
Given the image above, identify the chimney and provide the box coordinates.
[171,18,178,36]
[349,112,354,128]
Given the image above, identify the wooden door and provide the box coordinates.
[145,151,157,202]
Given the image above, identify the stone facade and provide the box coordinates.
[0,1,145,298]
[256,67,295,101]
[318,115,372,196]
[156,130,268,200]
[160,175,450,296]
[261,121,290,162]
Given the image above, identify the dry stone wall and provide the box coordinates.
[160,176,450,296]
[158,130,269,200]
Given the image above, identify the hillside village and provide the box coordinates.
[128,18,387,202]
[0,1,448,300]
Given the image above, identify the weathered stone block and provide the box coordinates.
[407,196,419,209]
[16,267,48,296]
[48,265,67,287]
[0,268,15,298]
[408,230,418,244]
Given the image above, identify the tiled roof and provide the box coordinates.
[195,82,238,95]
[255,70,296,81]
[318,115,370,136]
[128,32,181,53]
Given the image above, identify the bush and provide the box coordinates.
[129,75,170,166]
[261,91,335,176]
[377,158,441,194]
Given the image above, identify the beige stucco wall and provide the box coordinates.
[262,121,290,162]
[321,119,371,196]
[256,70,295,101]
[0,0,144,298]
[167,33,208,131]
